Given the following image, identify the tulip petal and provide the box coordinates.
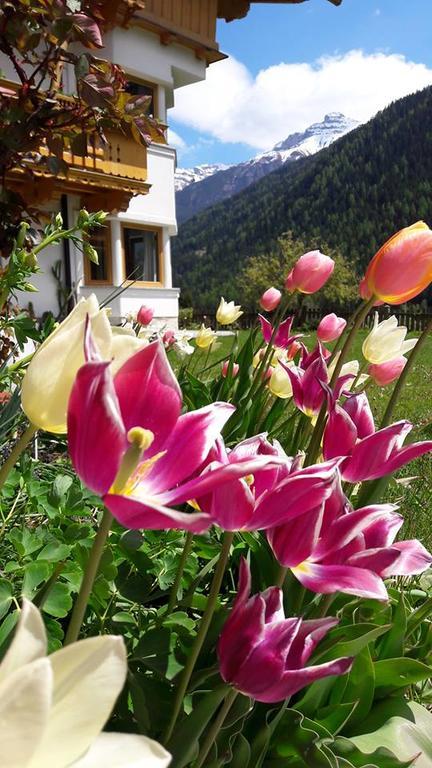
[209,476,255,530]
[0,599,46,685]
[104,493,212,532]
[254,657,352,703]
[68,361,127,495]
[268,506,324,567]
[382,540,432,577]
[293,561,388,599]
[314,504,397,561]
[30,636,126,768]
[249,463,337,530]
[72,733,171,768]
[143,403,235,494]
[218,594,266,683]
[0,658,52,768]
[287,617,339,667]
[341,421,413,482]
[343,392,375,438]
[323,404,357,460]
[114,341,181,456]
[377,440,432,478]
[346,547,401,577]
[362,513,404,548]
[159,456,284,508]
[258,314,272,344]
[234,619,300,695]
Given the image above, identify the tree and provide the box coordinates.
[0,0,162,252]
[236,231,358,311]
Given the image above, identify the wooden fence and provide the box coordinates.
[191,307,432,332]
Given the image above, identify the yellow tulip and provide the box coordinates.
[216,297,243,325]
[0,600,171,768]
[195,324,216,349]
[268,363,294,399]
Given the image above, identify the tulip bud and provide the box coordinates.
[22,282,38,292]
[285,251,334,294]
[317,313,347,343]
[362,313,416,365]
[24,251,39,270]
[137,305,154,326]
[221,360,239,378]
[76,208,91,228]
[83,241,99,265]
[368,356,407,386]
[54,212,63,229]
[259,287,281,312]
[361,222,432,305]
[195,324,216,349]
[216,297,243,325]
[162,329,175,348]
[15,221,30,248]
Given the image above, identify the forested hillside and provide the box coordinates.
[172,86,432,309]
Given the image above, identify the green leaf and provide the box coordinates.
[42,582,73,618]
[316,702,359,737]
[163,611,195,632]
[341,646,375,730]
[0,579,13,620]
[168,685,229,768]
[0,610,18,658]
[38,541,71,562]
[49,475,73,506]
[23,561,51,596]
[274,708,337,767]
[333,737,415,767]
[374,658,432,690]
[378,596,406,660]
[341,699,432,767]
[315,624,391,663]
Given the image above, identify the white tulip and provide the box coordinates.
[268,362,294,399]
[0,600,170,768]
[362,313,417,365]
[216,297,243,325]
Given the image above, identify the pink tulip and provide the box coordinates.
[285,251,335,294]
[137,305,154,326]
[287,339,302,361]
[322,392,432,482]
[317,313,347,343]
[280,353,328,419]
[217,559,352,703]
[268,486,432,600]
[221,360,239,378]
[368,357,407,386]
[67,321,282,532]
[162,329,176,348]
[300,341,331,370]
[258,315,299,350]
[259,287,282,312]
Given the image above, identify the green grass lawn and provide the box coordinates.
[179,324,432,547]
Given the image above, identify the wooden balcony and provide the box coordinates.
[134,0,226,64]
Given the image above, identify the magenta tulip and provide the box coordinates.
[285,251,335,294]
[280,353,328,420]
[217,559,352,703]
[268,487,432,600]
[67,321,281,532]
[259,287,282,312]
[323,391,432,481]
[258,315,299,350]
[196,436,339,532]
[368,357,407,386]
[137,305,154,326]
[317,313,347,343]
[162,329,176,348]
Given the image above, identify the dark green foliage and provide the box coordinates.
[173,86,432,309]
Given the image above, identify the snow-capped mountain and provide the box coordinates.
[176,113,360,223]
[175,163,231,192]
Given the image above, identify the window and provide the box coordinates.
[125,80,156,118]
[123,226,162,284]
[84,224,112,285]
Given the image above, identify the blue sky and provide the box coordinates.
[169,0,432,168]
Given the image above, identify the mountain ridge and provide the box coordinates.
[172,86,432,309]
[175,112,359,222]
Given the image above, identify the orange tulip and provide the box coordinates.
[360,222,432,304]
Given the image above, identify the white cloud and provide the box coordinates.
[167,128,186,149]
[170,50,432,150]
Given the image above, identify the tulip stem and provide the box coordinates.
[164,531,235,744]
[380,316,432,428]
[305,297,375,466]
[166,531,194,615]
[64,508,113,645]
[0,422,37,492]
[275,565,289,589]
[195,688,239,768]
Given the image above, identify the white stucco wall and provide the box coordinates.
[124,144,177,232]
